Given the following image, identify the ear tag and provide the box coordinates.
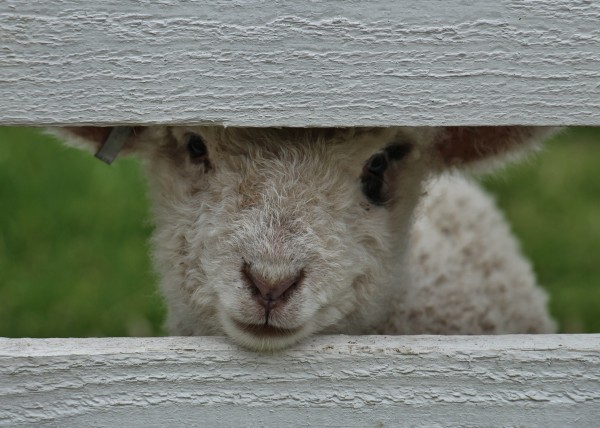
[95,126,133,165]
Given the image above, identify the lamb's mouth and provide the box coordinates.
[233,319,301,337]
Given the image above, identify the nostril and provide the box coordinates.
[270,270,304,302]
[241,263,304,305]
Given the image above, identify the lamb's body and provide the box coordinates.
[57,125,557,351]
[373,175,555,335]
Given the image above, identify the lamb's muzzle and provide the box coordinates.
[241,262,304,318]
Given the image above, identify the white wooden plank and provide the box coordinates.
[1,0,599,127]
[1,335,599,426]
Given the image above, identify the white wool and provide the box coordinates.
[56,126,556,351]
[381,174,555,335]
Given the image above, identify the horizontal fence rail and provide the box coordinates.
[1,335,599,426]
[1,0,600,127]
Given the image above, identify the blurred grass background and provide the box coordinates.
[0,127,598,337]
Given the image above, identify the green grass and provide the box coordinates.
[481,127,600,333]
[0,128,163,337]
[0,127,598,337]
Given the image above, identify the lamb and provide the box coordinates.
[55,126,557,351]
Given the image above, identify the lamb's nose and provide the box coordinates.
[242,263,304,309]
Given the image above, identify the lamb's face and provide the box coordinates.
[142,127,430,350]
[56,124,551,349]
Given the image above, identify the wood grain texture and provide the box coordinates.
[1,335,599,426]
[1,0,599,126]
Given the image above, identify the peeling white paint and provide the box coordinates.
[0,335,599,426]
[1,0,599,126]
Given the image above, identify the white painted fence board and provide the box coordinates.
[1,335,599,426]
[1,0,600,127]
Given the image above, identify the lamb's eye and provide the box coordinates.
[361,152,389,205]
[187,134,208,160]
[360,143,413,206]
[366,152,388,175]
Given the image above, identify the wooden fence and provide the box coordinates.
[1,1,599,426]
[2,335,600,426]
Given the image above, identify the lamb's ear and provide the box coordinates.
[432,126,559,171]
[49,126,144,164]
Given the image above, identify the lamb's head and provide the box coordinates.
[55,125,554,351]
